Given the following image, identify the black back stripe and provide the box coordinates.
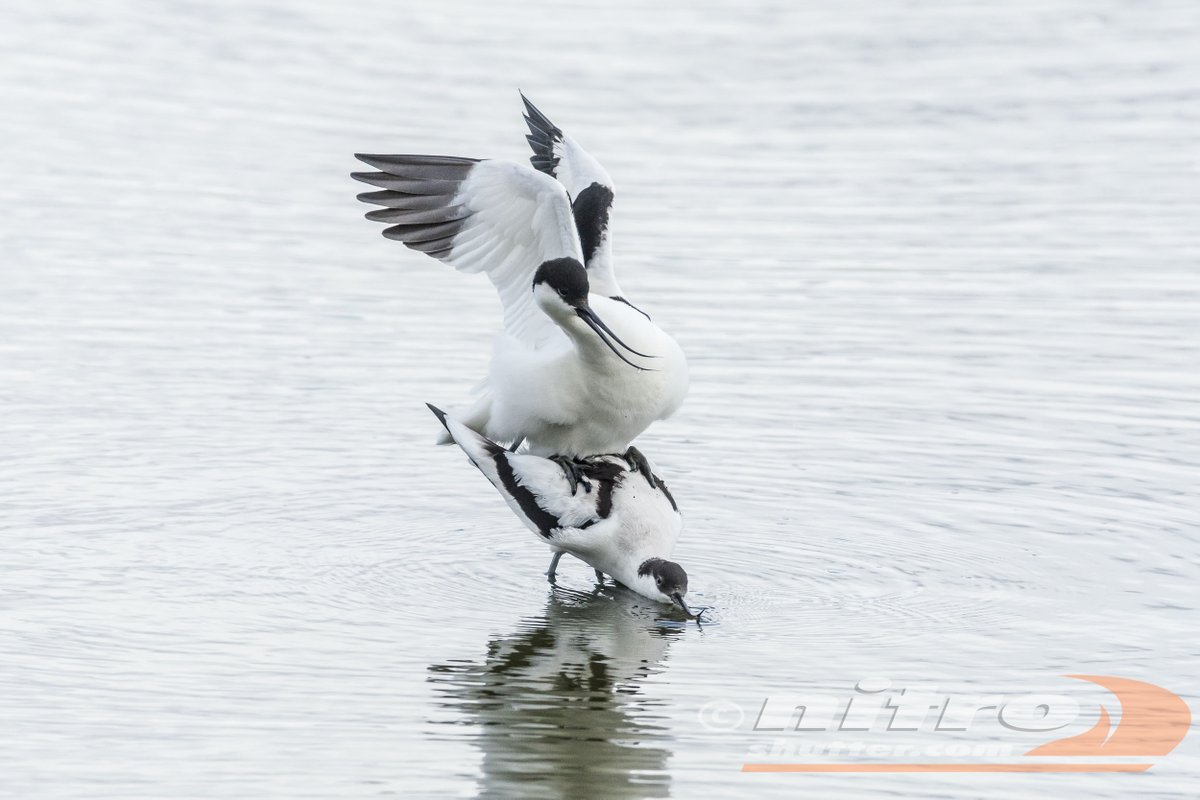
[564,457,624,528]
[655,473,679,512]
[596,479,615,519]
[571,182,614,267]
[493,452,560,538]
[582,458,624,520]
[427,403,593,536]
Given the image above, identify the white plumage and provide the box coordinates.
[353,97,688,459]
[428,404,697,614]
[521,93,623,298]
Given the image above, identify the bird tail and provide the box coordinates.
[432,391,494,446]
[427,403,508,491]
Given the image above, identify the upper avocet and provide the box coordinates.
[352,96,688,473]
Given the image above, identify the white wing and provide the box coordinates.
[354,155,583,347]
[521,94,624,299]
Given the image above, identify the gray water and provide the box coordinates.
[2,0,1199,797]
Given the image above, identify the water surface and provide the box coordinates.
[1,0,1198,797]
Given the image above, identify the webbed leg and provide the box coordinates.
[622,446,659,489]
[550,455,593,495]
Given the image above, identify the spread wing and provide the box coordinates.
[353,155,583,348]
[521,94,623,299]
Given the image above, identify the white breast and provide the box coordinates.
[487,297,688,457]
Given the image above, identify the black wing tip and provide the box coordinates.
[354,153,389,169]
[354,188,402,205]
[426,402,449,429]
[355,153,481,164]
[353,154,482,177]
[519,92,560,133]
[518,92,562,176]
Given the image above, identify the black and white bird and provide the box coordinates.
[428,403,699,616]
[352,95,688,471]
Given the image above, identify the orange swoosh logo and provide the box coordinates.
[1027,675,1191,757]
[742,674,1191,774]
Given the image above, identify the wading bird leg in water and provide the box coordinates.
[428,404,696,614]
[551,455,592,495]
[546,551,564,583]
[622,446,658,489]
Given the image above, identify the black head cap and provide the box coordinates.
[532,257,589,305]
[639,558,689,596]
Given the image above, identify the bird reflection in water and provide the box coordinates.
[428,586,685,799]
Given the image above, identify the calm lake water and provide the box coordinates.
[2,0,1198,797]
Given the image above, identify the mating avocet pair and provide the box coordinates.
[354,94,700,616]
